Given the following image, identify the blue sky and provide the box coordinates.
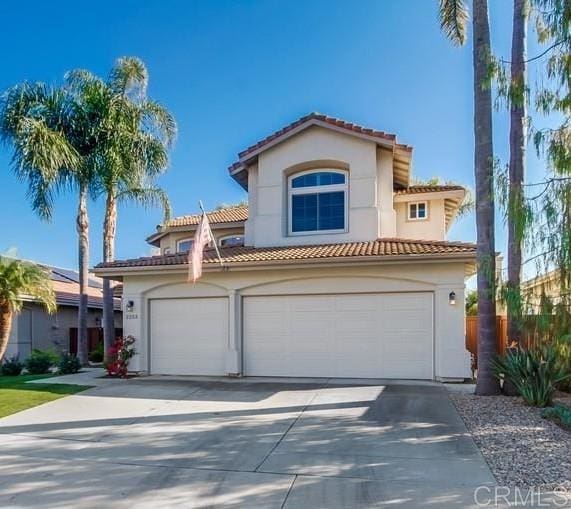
[0,1,547,273]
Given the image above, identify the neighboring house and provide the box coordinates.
[521,269,566,312]
[6,265,122,360]
[94,113,476,381]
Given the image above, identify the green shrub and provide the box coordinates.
[1,356,24,376]
[542,405,571,430]
[89,343,104,363]
[493,344,570,407]
[25,349,54,375]
[58,353,81,375]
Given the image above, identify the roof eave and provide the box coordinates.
[92,251,477,278]
[393,189,466,203]
[229,118,412,191]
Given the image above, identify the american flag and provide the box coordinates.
[188,211,214,282]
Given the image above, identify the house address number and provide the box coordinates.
[125,313,139,320]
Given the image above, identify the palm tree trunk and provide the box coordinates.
[76,184,89,366]
[102,191,117,363]
[507,0,528,345]
[0,304,13,362]
[473,0,500,395]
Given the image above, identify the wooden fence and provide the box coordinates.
[466,315,552,361]
[465,316,508,358]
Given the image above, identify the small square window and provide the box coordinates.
[177,239,193,253]
[409,202,428,220]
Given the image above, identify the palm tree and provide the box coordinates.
[0,256,56,362]
[507,0,528,346]
[0,80,100,366]
[439,0,500,394]
[67,58,176,359]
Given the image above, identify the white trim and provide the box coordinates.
[287,169,349,236]
[408,201,428,221]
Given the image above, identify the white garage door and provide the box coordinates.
[149,298,228,376]
[244,293,433,379]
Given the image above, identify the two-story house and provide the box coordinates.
[94,113,476,381]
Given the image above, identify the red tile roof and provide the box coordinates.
[164,205,248,228]
[50,280,121,310]
[95,238,476,270]
[228,112,413,174]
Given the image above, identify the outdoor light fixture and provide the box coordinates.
[449,291,456,305]
[95,317,101,327]
[126,300,135,312]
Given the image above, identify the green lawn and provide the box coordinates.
[0,374,90,418]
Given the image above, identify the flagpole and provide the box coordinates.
[198,201,225,268]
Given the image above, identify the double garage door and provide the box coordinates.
[149,292,433,379]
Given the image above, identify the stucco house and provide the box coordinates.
[6,265,122,360]
[94,113,476,381]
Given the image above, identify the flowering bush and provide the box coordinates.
[104,336,136,378]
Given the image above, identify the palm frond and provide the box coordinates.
[0,256,56,313]
[117,186,172,221]
[141,100,177,146]
[438,0,469,46]
[109,57,148,99]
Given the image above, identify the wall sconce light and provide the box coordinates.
[95,317,101,327]
[449,291,456,305]
[126,300,135,312]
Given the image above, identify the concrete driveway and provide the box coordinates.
[0,377,496,508]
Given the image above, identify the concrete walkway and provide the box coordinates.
[0,377,517,508]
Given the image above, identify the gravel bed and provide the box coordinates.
[450,393,571,489]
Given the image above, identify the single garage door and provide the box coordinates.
[244,292,433,379]
[149,297,228,376]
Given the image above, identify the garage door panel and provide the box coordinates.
[150,298,228,376]
[244,293,433,379]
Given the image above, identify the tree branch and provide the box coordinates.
[500,38,569,65]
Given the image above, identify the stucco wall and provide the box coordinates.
[247,126,391,247]
[395,199,446,241]
[6,305,122,360]
[120,261,470,380]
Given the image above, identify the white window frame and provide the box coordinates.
[176,238,194,253]
[218,235,245,247]
[408,201,428,221]
[288,169,349,236]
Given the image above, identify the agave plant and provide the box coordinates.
[493,344,570,407]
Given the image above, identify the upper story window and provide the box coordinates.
[408,202,428,220]
[219,235,244,247]
[288,170,348,235]
[177,238,193,253]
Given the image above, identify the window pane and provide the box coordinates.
[220,236,244,247]
[418,203,426,218]
[292,172,345,188]
[177,240,193,253]
[292,194,318,231]
[318,191,345,230]
[410,203,417,218]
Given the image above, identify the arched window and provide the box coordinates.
[288,170,348,234]
[176,238,193,253]
[219,235,244,247]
